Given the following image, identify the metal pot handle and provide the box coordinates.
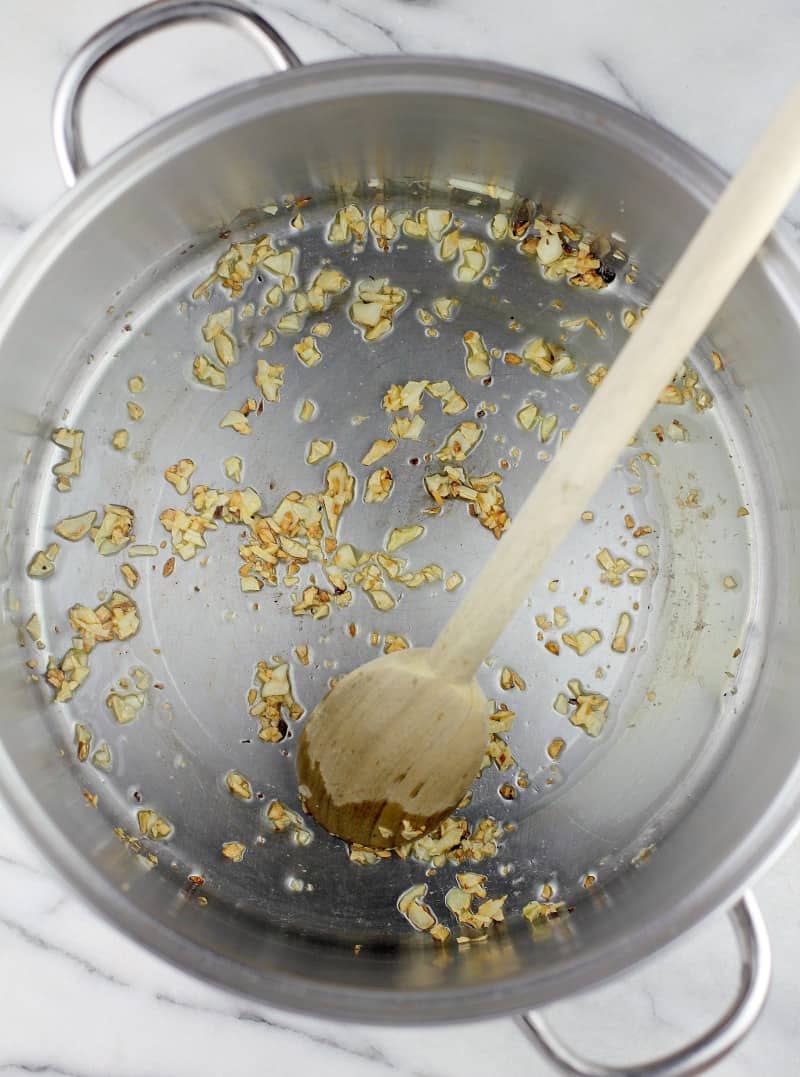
[517,892,771,1077]
[52,0,301,187]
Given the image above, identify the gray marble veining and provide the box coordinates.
[0,2,798,1074]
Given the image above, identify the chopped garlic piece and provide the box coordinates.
[277,311,303,334]
[202,308,233,341]
[463,330,491,378]
[596,547,631,587]
[298,399,316,422]
[364,468,393,503]
[307,440,334,465]
[517,403,539,430]
[220,409,251,435]
[51,427,84,491]
[266,799,312,844]
[94,505,133,556]
[566,680,610,737]
[248,657,302,741]
[539,414,558,443]
[137,809,172,841]
[500,666,526,691]
[226,770,253,800]
[327,204,367,245]
[562,628,602,656]
[361,438,396,465]
[490,213,509,240]
[436,421,483,462]
[612,612,632,653]
[107,690,145,725]
[427,209,453,240]
[45,593,139,703]
[398,883,437,932]
[45,645,89,702]
[128,545,158,557]
[522,899,566,924]
[322,461,355,535]
[426,380,467,415]
[111,429,129,449]
[255,360,285,401]
[386,524,424,553]
[164,458,196,496]
[120,563,139,588]
[127,401,144,422]
[384,634,409,654]
[193,355,226,388]
[382,380,429,414]
[92,742,112,770]
[390,414,425,440]
[293,337,322,367]
[262,249,296,278]
[425,466,509,538]
[223,456,243,483]
[54,510,96,542]
[455,236,489,282]
[445,572,463,591]
[553,693,570,716]
[350,278,407,341]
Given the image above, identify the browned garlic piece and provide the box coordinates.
[426,380,467,415]
[463,330,491,378]
[361,438,396,465]
[364,468,393,504]
[307,440,333,465]
[386,524,424,553]
[226,770,253,800]
[436,421,483,463]
[164,459,196,496]
[389,415,425,440]
[106,690,146,724]
[27,543,60,579]
[398,883,438,932]
[382,380,428,414]
[255,360,285,400]
[562,628,602,657]
[350,278,407,341]
[248,657,303,743]
[565,678,609,737]
[425,466,509,538]
[137,809,173,841]
[46,592,139,703]
[327,204,367,245]
[51,427,84,492]
[193,354,227,388]
[93,505,134,556]
[293,337,322,367]
[611,612,632,653]
[265,799,312,845]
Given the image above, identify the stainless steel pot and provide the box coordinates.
[1,2,799,1073]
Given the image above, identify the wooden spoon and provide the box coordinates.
[298,83,800,849]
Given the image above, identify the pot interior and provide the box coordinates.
[1,60,799,1021]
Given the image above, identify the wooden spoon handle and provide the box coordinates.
[430,82,800,683]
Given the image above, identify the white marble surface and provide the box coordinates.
[2,1,800,1073]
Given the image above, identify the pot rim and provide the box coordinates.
[1,54,800,1024]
